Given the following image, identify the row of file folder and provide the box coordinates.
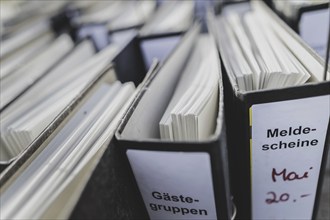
[209,1,329,219]
[0,0,329,220]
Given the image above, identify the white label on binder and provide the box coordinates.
[299,8,329,59]
[140,36,181,69]
[127,150,217,220]
[251,95,330,220]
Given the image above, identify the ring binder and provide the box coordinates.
[208,1,330,219]
[113,24,232,220]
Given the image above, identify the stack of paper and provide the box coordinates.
[0,40,120,162]
[0,19,52,59]
[159,35,219,141]
[1,0,70,39]
[0,31,54,80]
[0,80,135,220]
[140,1,195,35]
[0,34,74,109]
[217,10,312,91]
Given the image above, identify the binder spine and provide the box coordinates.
[223,75,330,220]
[222,46,330,219]
[119,140,232,220]
[249,95,330,220]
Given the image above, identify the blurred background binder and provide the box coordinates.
[271,0,329,59]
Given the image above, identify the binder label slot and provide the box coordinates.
[250,95,330,219]
[127,150,217,220]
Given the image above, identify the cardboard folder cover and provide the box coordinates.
[209,1,330,220]
[113,24,232,220]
